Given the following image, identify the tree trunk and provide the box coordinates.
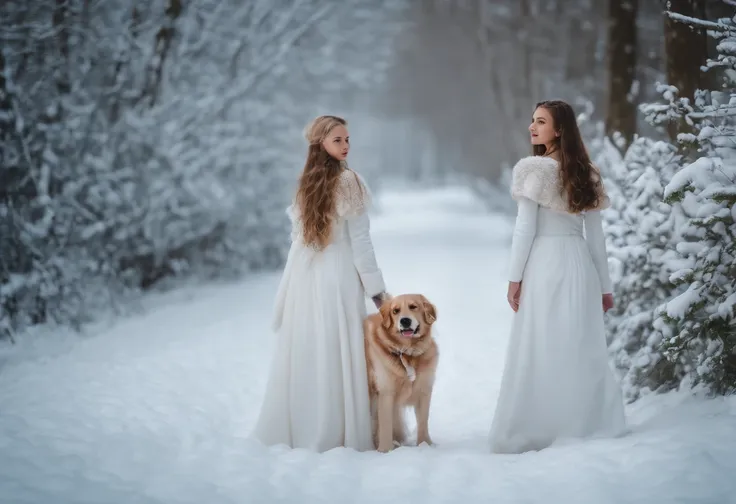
[663,0,708,140]
[141,0,182,108]
[0,50,15,201]
[605,0,639,150]
[518,0,532,119]
[53,0,70,94]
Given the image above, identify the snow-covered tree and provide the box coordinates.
[605,7,736,398]
[645,10,736,396]
[599,137,689,400]
[0,0,408,339]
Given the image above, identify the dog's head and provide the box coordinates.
[379,294,437,340]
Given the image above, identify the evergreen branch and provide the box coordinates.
[664,11,734,31]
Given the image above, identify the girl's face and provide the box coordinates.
[322,125,349,161]
[528,107,558,148]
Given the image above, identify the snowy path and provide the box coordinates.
[1,186,735,504]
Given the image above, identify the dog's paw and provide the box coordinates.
[377,443,393,453]
[416,435,434,447]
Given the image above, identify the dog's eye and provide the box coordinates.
[408,304,417,310]
[392,308,400,315]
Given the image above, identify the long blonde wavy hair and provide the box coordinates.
[295,115,347,250]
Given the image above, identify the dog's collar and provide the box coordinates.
[392,345,422,357]
[392,349,416,382]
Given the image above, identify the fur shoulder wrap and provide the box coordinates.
[335,169,372,217]
[510,155,610,213]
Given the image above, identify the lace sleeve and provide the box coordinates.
[286,203,300,243]
[336,170,372,217]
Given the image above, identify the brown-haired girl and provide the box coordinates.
[489,100,628,453]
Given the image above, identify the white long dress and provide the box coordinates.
[251,169,385,452]
[489,155,627,454]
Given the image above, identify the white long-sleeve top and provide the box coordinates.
[344,209,385,298]
[336,169,386,298]
[507,155,613,294]
[287,169,386,298]
[272,170,385,332]
[507,198,613,293]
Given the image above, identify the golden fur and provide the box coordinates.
[363,294,439,452]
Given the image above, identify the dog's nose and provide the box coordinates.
[399,317,412,328]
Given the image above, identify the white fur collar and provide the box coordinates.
[510,155,609,213]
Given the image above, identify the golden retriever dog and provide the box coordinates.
[363,294,439,453]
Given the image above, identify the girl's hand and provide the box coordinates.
[507,281,522,312]
[602,293,614,313]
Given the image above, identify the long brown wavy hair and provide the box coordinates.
[532,100,604,213]
[295,115,347,250]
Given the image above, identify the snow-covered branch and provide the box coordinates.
[664,11,734,32]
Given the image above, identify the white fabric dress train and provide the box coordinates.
[251,169,385,452]
[489,155,627,454]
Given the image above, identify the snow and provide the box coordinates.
[715,38,736,57]
[665,156,716,198]
[665,284,702,319]
[1,185,735,504]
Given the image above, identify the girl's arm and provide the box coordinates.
[583,210,613,294]
[508,197,539,282]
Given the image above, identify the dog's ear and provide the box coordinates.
[420,296,437,325]
[379,302,393,330]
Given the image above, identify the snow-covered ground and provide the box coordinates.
[0,185,734,504]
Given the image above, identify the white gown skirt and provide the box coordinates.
[489,234,627,454]
[251,241,374,452]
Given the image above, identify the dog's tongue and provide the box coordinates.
[401,329,414,338]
